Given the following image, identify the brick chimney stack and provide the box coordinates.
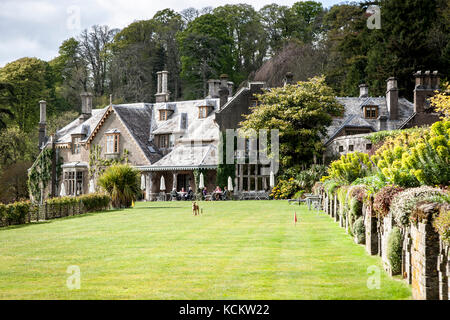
[38,100,47,150]
[414,70,440,113]
[219,74,229,109]
[80,92,93,121]
[386,77,399,120]
[207,79,220,98]
[155,71,170,103]
[359,84,369,98]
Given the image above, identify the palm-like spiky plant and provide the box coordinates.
[98,164,140,208]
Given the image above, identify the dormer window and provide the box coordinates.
[156,134,173,149]
[364,106,378,119]
[159,110,170,121]
[105,129,120,154]
[198,106,210,119]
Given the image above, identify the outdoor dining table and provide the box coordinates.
[212,191,223,200]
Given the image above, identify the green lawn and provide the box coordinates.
[0,200,411,299]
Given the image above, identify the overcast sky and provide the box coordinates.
[0,0,345,67]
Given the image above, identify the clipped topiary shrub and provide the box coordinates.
[387,227,403,275]
[349,197,363,218]
[390,186,446,227]
[373,185,404,218]
[79,193,111,212]
[353,216,365,244]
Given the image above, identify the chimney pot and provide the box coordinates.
[207,79,220,98]
[219,74,229,109]
[38,100,47,150]
[414,70,440,113]
[39,100,47,124]
[80,92,93,121]
[386,77,398,120]
[359,84,369,98]
[155,70,170,102]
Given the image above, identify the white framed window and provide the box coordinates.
[364,106,378,119]
[106,134,119,153]
[72,137,81,154]
[159,110,170,121]
[198,106,209,119]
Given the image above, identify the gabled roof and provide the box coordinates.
[55,108,108,144]
[112,103,161,164]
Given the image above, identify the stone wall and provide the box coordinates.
[328,194,448,300]
[438,238,449,300]
[410,221,440,300]
[364,203,378,255]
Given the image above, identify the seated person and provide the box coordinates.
[185,187,194,201]
[202,187,208,200]
[170,188,178,201]
[222,186,230,200]
[214,186,222,200]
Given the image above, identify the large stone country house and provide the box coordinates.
[33,69,441,201]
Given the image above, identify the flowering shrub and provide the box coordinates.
[322,152,374,184]
[372,120,450,187]
[347,185,367,203]
[389,186,446,227]
[434,208,450,243]
[373,185,404,218]
[271,178,299,199]
[431,81,450,120]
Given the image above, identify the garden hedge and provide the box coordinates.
[0,193,111,228]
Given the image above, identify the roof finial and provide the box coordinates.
[109,94,112,106]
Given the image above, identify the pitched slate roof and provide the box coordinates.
[112,103,161,164]
[142,143,218,171]
[55,108,108,144]
[324,97,414,145]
